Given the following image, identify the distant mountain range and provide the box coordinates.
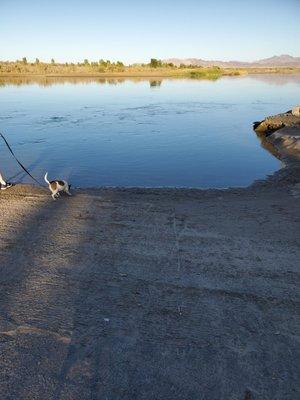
[163,55,300,68]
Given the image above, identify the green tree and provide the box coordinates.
[84,59,89,65]
[35,58,40,64]
[150,58,159,68]
[99,59,107,68]
[22,57,27,64]
[51,58,55,64]
[150,58,162,68]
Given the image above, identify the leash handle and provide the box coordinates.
[0,131,44,187]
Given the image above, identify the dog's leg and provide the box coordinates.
[0,172,6,185]
[52,189,59,200]
[65,188,72,196]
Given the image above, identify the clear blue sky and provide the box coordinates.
[1,0,299,64]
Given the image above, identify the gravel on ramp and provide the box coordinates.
[0,183,299,400]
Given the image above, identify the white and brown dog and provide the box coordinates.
[44,172,72,200]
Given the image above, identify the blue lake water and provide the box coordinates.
[0,74,299,188]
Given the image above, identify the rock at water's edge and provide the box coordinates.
[253,110,300,134]
[253,108,300,162]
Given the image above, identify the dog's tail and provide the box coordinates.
[44,172,50,185]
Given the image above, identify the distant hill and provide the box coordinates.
[163,55,300,68]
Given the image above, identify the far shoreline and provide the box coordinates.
[1,67,300,80]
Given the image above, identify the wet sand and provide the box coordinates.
[0,169,299,399]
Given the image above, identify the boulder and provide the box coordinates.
[253,108,300,163]
[253,110,300,134]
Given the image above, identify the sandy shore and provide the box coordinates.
[0,169,299,399]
